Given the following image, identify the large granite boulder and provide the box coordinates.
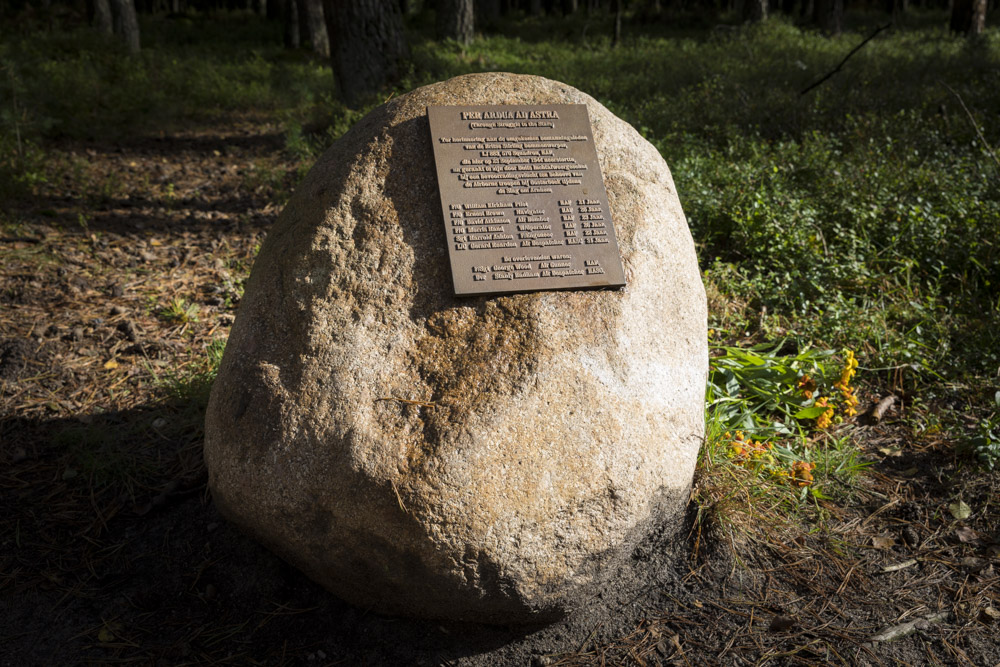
[204,72,707,624]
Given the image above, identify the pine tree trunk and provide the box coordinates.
[299,0,329,57]
[813,0,842,34]
[438,0,475,42]
[475,0,501,25]
[887,0,907,24]
[284,0,300,48]
[950,0,986,35]
[93,0,114,33]
[743,0,767,21]
[110,0,141,53]
[612,0,622,46]
[324,0,408,108]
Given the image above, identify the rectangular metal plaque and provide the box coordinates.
[427,104,627,297]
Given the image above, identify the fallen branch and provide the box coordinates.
[880,558,918,573]
[872,395,897,422]
[801,23,892,96]
[867,611,949,644]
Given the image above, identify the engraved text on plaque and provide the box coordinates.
[427,104,627,296]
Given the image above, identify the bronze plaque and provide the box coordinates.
[427,104,627,297]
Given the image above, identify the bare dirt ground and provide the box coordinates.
[2,123,999,666]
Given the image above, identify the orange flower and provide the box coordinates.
[798,374,817,399]
[790,461,815,487]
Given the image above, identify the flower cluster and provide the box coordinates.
[798,349,860,429]
[723,431,814,487]
[815,396,834,429]
[833,349,859,417]
[798,374,817,399]
[789,461,816,487]
[726,431,773,464]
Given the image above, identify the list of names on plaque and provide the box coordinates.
[427,104,627,296]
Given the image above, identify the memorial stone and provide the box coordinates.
[204,72,707,624]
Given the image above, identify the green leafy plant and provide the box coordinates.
[704,342,868,499]
[961,391,1000,471]
[158,297,200,324]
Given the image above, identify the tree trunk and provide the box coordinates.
[950,0,986,35]
[813,0,842,34]
[93,0,114,32]
[110,0,141,53]
[612,0,621,46]
[476,0,501,24]
[299,0,329,57]
[284,0,300,48]
[438,0,475,42]
[324,0,408,108]
[886,0,906,23]
[742,0,766,20]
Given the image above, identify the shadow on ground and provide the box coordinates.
[0,402,701,666]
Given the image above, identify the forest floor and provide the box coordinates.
[2,119,999,666]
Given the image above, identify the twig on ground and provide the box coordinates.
[800,24,892,96]
[867,611,950,643]
[881,559,918,573]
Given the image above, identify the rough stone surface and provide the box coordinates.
[204,72,707,624]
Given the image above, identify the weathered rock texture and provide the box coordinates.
[204,72,707,624]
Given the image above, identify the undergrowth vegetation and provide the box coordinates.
[2,9,998,501]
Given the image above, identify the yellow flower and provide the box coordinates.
[839,350,858,387]
[814,397,834,429]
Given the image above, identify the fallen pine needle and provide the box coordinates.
[377,397,437,409]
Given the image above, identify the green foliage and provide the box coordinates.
[158,297,200,323]
[708,342,834,437]
[158,337,227,406]
[960,391,1000,471]
[704,343,868,500]
[0,16,334,142]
